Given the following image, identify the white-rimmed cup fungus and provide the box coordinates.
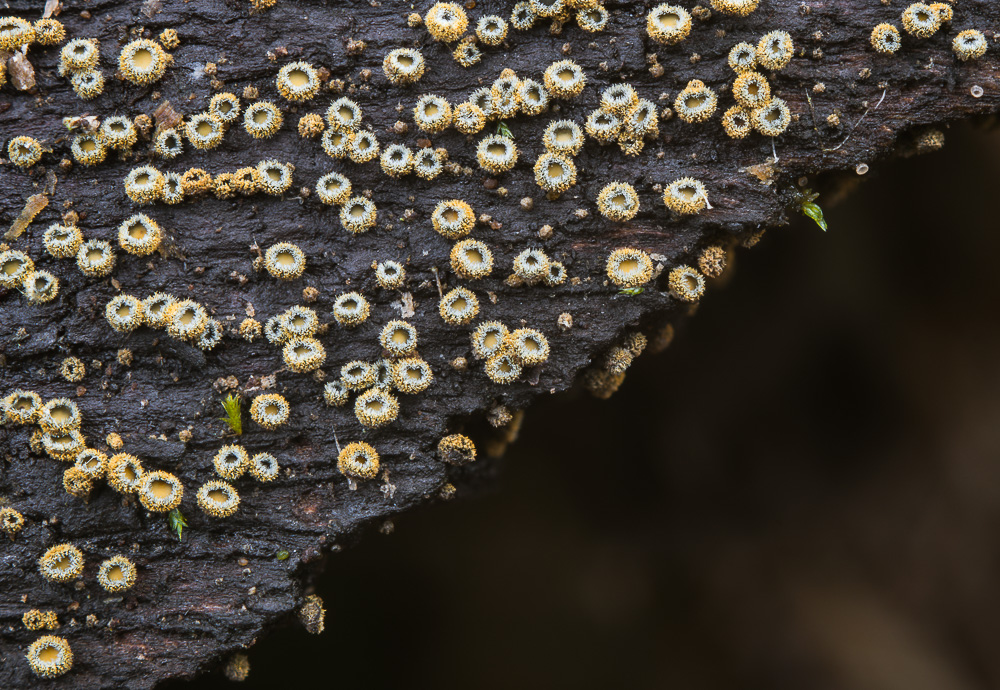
[41,430,86,462]
[97,555,137,592]
[283,337,326,372]
[161,172,184,204]
[325,378,350,406]
[751,97,791,136]
[142,292,175,328]
[75,448,106,480]
[600,83,638,116]
[728,42,757,72]
[585,109,621,143]
[544,261,567,287]
[71,133,106,165]
[249,452,280,482]
[76,239,116,277]
[196,319,224,351]
[60,357,86,383]
[124,165,165,204]
[379,320,418,357]
[315,172,352,205]
[722,106,752,139]
[413,94,452,133]
[0,17,34,50]
[383,47,425,85]
[543,119,584,157]
[392,358,434,394]
[606,247,653,288]
[453,41,482,68]
[414,147,444,180]
[577,5,609,32]
[518,79,550,117]
[674,80,717,123]
[43,224,83,259]
[107,453,144,493]
[451,239,494,279]
[711,0,760,15]
[507,328,549,366]
[23,271,59,305]
[326,97,363,131]
[166,299,208,341]
[476,134,518,174]
[59,37,98,73]
[337,441,380,480]
[471,321,509,359]
[757,30,794,70]
[647,4,692,45]
[477,15,508,45]
[668,265,706,302]
[954,30,987,61]
[341,360,377,390]
[214,444,249,480]
[264,242,306,280]
[27,636,73,679]
[4,390,42,425]
[425,2,468,41]
[101,115,138,150]
[543,59,586,99]
[282,305,319,338]
[105,294,143,333]
[209,91,241,125]
[348,130,380,163]
[7,136,42,168]
[901,3,941,38]
[38,398,81,435]
[432,199,475,239]
[485,353,521,383]
[244,101,283,138]
[239,318,262,342]
[871,23,902,54]
[119,39,169,85]
[533,153,576,194]
[597,182,640,222]
[733,71,771,110]
[469,87,496,120]
[513,248,550,283]
[340,196,377,234]
[197,480,240,517]
[118,214,162,256]
[663,177,709,214]
[186,112,224,150]
[276,61,320,102]
[380,144,413,177]
[71,69,104,99]
[438,434,476,465]
[355,387,400,428]
[511,1,537,30]
[439,286,479,325]
[1,249,32,289]
[374,260,405,289]
[332,291,370,327]
[138,470,183,512]
[0,506,25,536]
[38,544,84,583]
[250,393,290,429]
[455,102,487,135]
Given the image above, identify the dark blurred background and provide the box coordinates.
[181,121,1000,690]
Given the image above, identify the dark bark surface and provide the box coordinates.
[1,1,998,687]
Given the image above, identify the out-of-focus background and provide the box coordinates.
[179,122,1000,690]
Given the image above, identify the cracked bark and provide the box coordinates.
[1,0,998,687]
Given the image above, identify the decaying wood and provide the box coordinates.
[1,1,998,686]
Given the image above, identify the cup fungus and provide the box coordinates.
[711,0,760,15]
[214,445,250,480]
[507,328,550,366]
[101,115,138,150]
[4,390,42,425]
[33,18,65,44]
[23,609,59,631]
[383,48,426,85]
[392,358,434,394]
[577,5,609,32]
[870,23,902,54]
[469,87,497,120]
[181,168,214,196]
[197,480,240,517]
[166,299,209,341]
[439,287,480,325]
[321,128,354,159]
[381,144,414,177]
[374,260,406,289]
[326,97,363,132]
[597,182,640,222]
[315,172,352,205]
[159,27,180,49]
[334,441,380,480]
[544,261,567,286]
[250,393,290,429]
[0,507,25,536]
[625,99,659,139]
[668,265,706,302]
[341,360,377,390]
[42,224,83,259]
[60,357,86,384]
[239,318,262,341]
[376,320,417,357]
[534,153,577,194]
[663,177,709,215]
[425,2,468,42]
[432,199,476,239]
[283,337,326,372]
[117,214,162,256]
[453,42,482,68]
[348,130,380,163]
[451,239,494,279]
[757,30,794,70]
[606,247,653,288]
[196,319,224,351]
[63,467,93,499]
[513,248,551,283]
[646,4,692,45]
[207,92,241,126]
[477,134,519,174]
[355,387,400,428]
[728,41,758,73]
[298,113,325,138]
[244,101,283,138]
[71,69,104,99]
[119,38,169,85]
[477,15,508,45]
[26,635,73,678]
[124,165,165,204]
[438,434,477,465]
[7,136,42,168]
[107,453,145,493]
[333,292,371,327]
[414,147,444,180]
[601,84,639,117]
[42,430,86,462]
[97,555,138,592]
[75,239,116,277]
[340,196,378,234]
[324,380,351,407]
[248,452,280,482]
[722,106,753,139]
[74,448,107,480]
[954,30,987,61]
[543,59,586,99]
[24,271,59,304]
[264,242,307,280]
[276,61,320,102]
[71,132,106,165]
[733,72,771,110]
[38,544,84,583]
[282,305,320,338]
[39,398,81,435]
[674,80,718,123]
[414,94,453,133]
[543,120,585,156]
[585,109,622,143]
[751,97,791,136]
[141,292,176,328]
[518,79,550,116]
[59,38,99,73]
[511,2,538,30]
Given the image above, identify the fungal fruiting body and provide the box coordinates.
[507,328,549,366]
[250,453,280,482]
[76,239,116,277]
[38,398,81,435]
[105,294,143,333]
[757,30,794,70]
[239,318,262,341]
[142,292,176,328]
[71,133,107,165]
[209,92,241,125]
[214,445,250,480]
[327,97,363,132]
[751,97,791,136]
[518,79,550,116]
[75,448,107,480]
[733,72,771,110]
[543,120,584,157]
[354,388,400,428]
[63,467,93,499]
[381,144,414,177]
[379,320,419,357]
[196,320,223,351]
[722,106,752,139]
[511,2,537,30]
[337,441,380,480]
[0,250,33,289]
[513,248,550,283]
[340,197,377,234]
[476,135,518,174]
[33,18,65,45]
[264,242,307,280]
[101,116,138,150]
[197,480,240,517]
[4,390,42,425]
[711,0,760,15]
[60,38,99,73]
[22,609,58,631]
[577,5,609,32]
[284,337,326,372]
[166,300,209,341]
[118,214,162,256]
[383,48,425,85]
[281,305,320,338]
[663,177,709,215]
[186,113,225,150]
[954,30,987,61]
[606,247,653,288]
[341,360,377,390]
[871,23,902,54]
[432,199,475,239]
[250,393,290,429]
[374,260,405,289]
[0,507,25,536]
[119,39,169,85]
[24,272,59,305]
[38,544,84,583]
[107,453,145,493]
[674,81,718,123]
[60,357,86,383]
[425,2,468,42]
[647,5,692,45]
[585,109,621,143]
[392,358,434,394]
[597,182,639,222]
[41,430,86,462]
[438,434,476,465]
[333,292,370,327]
[471,321,510,359]
[414,94,452,133]
[543,60,586,99]
[316,172,352,205]
[27,636,73,678]
[439,287,479,325]
[728,42,757,73]
[699,245,728,278]
[124,165,165,204]
[534,153,577,194]
[451,239,494,279]
[8,136,42,168]
[97,555,137,592]
[324,380,351,407]
[455,102,487,134]
[276,61,320,101]
[901,3,941,38]
[71,69,104,99]
[138,470,183,512]
[453,42,482,68]
[244,101,283,138]
[477,15,508,45]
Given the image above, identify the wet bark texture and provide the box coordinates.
[1,0,998,687]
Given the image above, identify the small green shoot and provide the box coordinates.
[497,121,514,139]
[168,508,188,542]
[618,287,645,297]
[795,188,827,231]
[220,393,242,435]
[276,550,290,561]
